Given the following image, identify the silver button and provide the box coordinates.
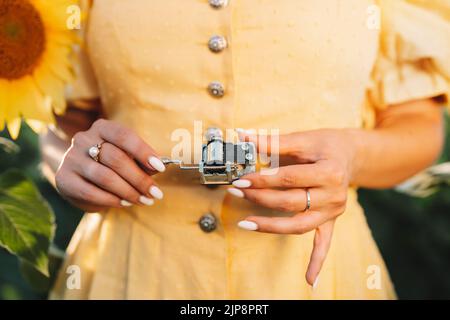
[208,35,228,53]
[199,213,217,233]
[209,0,228,9]
[208,81,225,98]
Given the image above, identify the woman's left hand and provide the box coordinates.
[229,129,359,286]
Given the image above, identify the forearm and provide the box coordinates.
[349,99,445,189]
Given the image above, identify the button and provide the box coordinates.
[209,0,228,9]
[199,213,217,233]
[208,81,225,98]
[208,35,228,53]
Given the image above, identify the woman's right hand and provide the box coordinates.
[55,119,166,212]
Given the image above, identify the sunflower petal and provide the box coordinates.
[33,0,80,31]
[9,77,54,126]
[33,63,67,114]
[0,79,9,132]
[26,119,49,134]
[7,118,22,140]
[44,43,74,82]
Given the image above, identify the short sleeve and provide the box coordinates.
[66,0,99,107]
[367,0,450,113]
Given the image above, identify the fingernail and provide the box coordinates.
[228,188,245,198]
[238,220,259,231]
[232,179,252,188]
[150,186,164,200]
[120,200,133,207]
[313,276,320,290]
[139,196,154,206]
[149,156,166,173]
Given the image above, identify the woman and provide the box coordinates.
[42,0,449,299]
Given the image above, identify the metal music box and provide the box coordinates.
[162,128,256,185]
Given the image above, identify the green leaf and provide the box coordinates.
[0,137,20,154]
[19,244,66,293]
[0,170,55,276]
[19,257,61,293]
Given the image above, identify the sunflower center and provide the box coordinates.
[0,0,46,80]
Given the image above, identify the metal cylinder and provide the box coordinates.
[205,128,224,165]
[206,140,223,164]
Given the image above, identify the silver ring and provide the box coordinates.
[88,142,105,162]
[303,189,311,212]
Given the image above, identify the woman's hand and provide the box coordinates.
[228,99,443,287]
[55,119,166,212]
[228,129,359,286]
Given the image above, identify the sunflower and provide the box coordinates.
[0,0,78,138]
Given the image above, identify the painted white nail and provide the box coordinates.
[232,179,252,188]
[139,196,154,206]
[150,186,164,200]
[313,276,320,290]
[227,188,245,198]
[120,200,133,207]
[238,221,259,231]
[149,156,166,173]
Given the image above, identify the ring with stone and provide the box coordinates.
[88,142,105,162]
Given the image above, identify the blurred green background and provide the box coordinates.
[0,114,449,300]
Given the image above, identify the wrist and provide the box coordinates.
[341,128,366,185]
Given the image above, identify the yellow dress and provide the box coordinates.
[51,0,450,299]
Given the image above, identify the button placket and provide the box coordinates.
[206,0,230,100]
